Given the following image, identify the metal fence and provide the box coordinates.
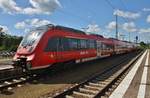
[0,51,15,58]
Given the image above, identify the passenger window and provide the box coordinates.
[97,41,102,49]
[80,39,87,49]
[62,37,70,51]
[44,37,59,52]
[87,40,96,49]
[77,40,81,49]
[69,38,78,50]
[90,40,95,49]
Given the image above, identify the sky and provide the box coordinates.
[0,0,150,43]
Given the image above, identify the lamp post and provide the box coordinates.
[115,15,118,39]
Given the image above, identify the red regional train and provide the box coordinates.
[13,24,137,72]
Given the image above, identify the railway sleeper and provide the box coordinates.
[0,84,3,87]
[100,96,108,98]
[7,87,13,91]
[111,84,117,89]
[103,79,113,83]
[98,82,109,85]
[84,85,102,91]
[108,88,114,92]
[88,82,105,87]
[65,95,74,98]
[72,91,94,98]
[13,79,21,83]
[4,81,12,85]
[95,77,105,81]
[79,87,99,94]
[17,84,22,87]
[105,91,111,96]
[94,78,112,82]
[20,77,26,81]
[92,79,111,83]
[90,81,109,87]
[101,76,114,80]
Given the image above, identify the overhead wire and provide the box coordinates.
[105,0,116,10]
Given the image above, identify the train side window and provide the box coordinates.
[77,39,81,49]
[88,40,96,49]
[62,37,70,51]
[102,44,113,50]
[68,38,78,50]
[94,40,97,49]
[44,37,59,52]
[80,39,87,49]
[102,43,106,50]
[97,41,102,49]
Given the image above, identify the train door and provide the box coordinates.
[55,37,63,62]
[55,37,73,62]
[60,37,73,61]
[44,37,62,64]
[96,41,101,57]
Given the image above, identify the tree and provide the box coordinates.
[139,41,150,49]
[0,32,23,51]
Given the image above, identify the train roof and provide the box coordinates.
[90,34,104,38]
[55,25,86,35]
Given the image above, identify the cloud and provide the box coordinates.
[15,21,26,29]
[139,28,150,33]
[25,18,51,27]
[15,18,51,32]
[146,15,150,23]
[0,0,61,15]
[106,21,137,32]
[122,22,137,32]
[106,21,116,30]
[0,25,10,34]
[0,0,22,14]
[23,0,61,15]
[143,8,150,12]
[113,9,140,19]
[85,24,101,33]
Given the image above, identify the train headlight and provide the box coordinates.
[26,61,32,70]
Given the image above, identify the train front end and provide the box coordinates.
[13,25,52,72]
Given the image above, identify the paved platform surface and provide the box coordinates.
[109,50,150,98]
[0,65,14,70]
[0,58,14,70]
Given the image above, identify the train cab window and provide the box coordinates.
[44,37,59,52]
[21,29,46,47]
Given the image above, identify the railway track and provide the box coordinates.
[0,73,37,93]
[47,51,143,98]
[0,65,23,80]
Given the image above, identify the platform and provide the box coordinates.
[109,50,150,98]
[0,64,14,70]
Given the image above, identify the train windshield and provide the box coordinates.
[20,25,49,48]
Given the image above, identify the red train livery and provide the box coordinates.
[13,24,137,71]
